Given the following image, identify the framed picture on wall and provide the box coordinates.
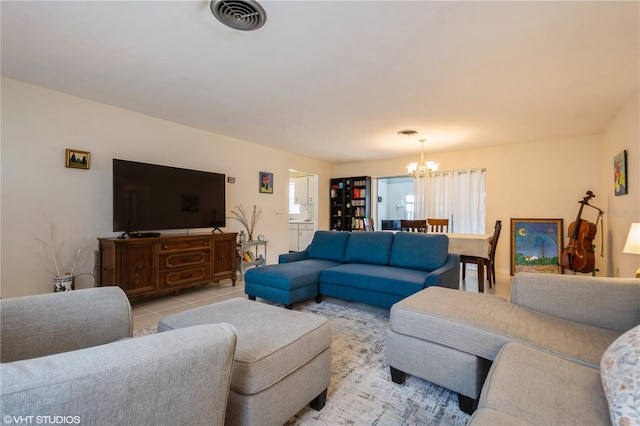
[510,218,563,275]
[65,149,90,169]
[259,171,273,194]
[614,150,627,196]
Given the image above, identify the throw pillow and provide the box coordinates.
[600,324,640,426]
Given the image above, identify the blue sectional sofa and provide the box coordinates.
[244,230,460,309]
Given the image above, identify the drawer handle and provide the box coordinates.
[180,273,193,279]
[135,266,144,274]
[180,256,194,263]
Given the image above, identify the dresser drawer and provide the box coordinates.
[160,251,209,269]
[159,266,211,287]
[159,239,211,253]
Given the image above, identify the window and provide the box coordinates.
[404,194,415,220]
[376,176,414,230]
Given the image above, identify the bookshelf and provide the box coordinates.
[330,178,347,231]
[330,176,371,231]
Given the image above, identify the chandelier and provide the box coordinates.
[407,139,439,178]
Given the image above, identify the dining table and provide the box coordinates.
[443,233,493,292]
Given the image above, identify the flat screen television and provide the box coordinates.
[113,159,226,233]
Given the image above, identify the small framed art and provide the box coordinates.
[65,149,90,170]
[614,150,627,196]
[259,171,273,194]
[510,218,563,275]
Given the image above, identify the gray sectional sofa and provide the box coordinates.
[244,230,460,309]
[386,272,640,423]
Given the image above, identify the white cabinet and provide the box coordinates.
[298,224,314,250]
[307,177,316,204]
[293,177,314,204]
[289,223,315,251]
[289,224,299,252]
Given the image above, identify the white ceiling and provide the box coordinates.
[1,1,638,164]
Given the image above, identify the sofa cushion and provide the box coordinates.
[477,343,610,425]
[600,324,640,426]
[344,231,394,265]
[307,231,350,263]
[468,408,532,425]
[245,259,341,290]
[320,263,428,296]
[389,232,448,271]
[510,273,640,332]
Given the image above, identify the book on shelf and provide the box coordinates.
[351,218,365,230]
[242,251,256,263]
[353,187,370,198]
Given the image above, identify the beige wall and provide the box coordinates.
[2,78,637,298]
[0,78,332,298]
[599,94,640,278]
[334,94,639,278]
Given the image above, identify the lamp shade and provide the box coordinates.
[623,223,640,255]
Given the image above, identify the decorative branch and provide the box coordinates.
[228,204,261,241]
[33,223,90,278]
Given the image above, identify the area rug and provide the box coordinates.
[134,298,470,425]
[287,299,469,425]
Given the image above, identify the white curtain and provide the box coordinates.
[414,168,486,233]
[414,177,427,221]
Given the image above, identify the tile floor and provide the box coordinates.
[131,270,513,330]
[131,280,246,330]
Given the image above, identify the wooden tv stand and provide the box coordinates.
[98,233,238,300]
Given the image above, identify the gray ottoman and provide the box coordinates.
[158,298,331,426]
[386,288,498,413]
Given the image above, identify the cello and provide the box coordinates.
[560,191,597,273]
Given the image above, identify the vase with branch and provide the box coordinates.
[228,204,261,241]
[34,224,90,292]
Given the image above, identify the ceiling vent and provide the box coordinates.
[210,0,266,31]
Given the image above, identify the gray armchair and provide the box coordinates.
[1,287,237,426]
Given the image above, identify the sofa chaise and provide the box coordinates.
[244,230,460,309]
[1,287,238,426]
[386,272,640,422]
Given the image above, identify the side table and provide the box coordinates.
[237,240,268,279]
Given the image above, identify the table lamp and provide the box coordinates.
[622,222,640,278]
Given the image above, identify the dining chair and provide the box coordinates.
[364,218,375,231]
[461,220,502,288]
[400,219,427,233]
[427,218,449,233]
